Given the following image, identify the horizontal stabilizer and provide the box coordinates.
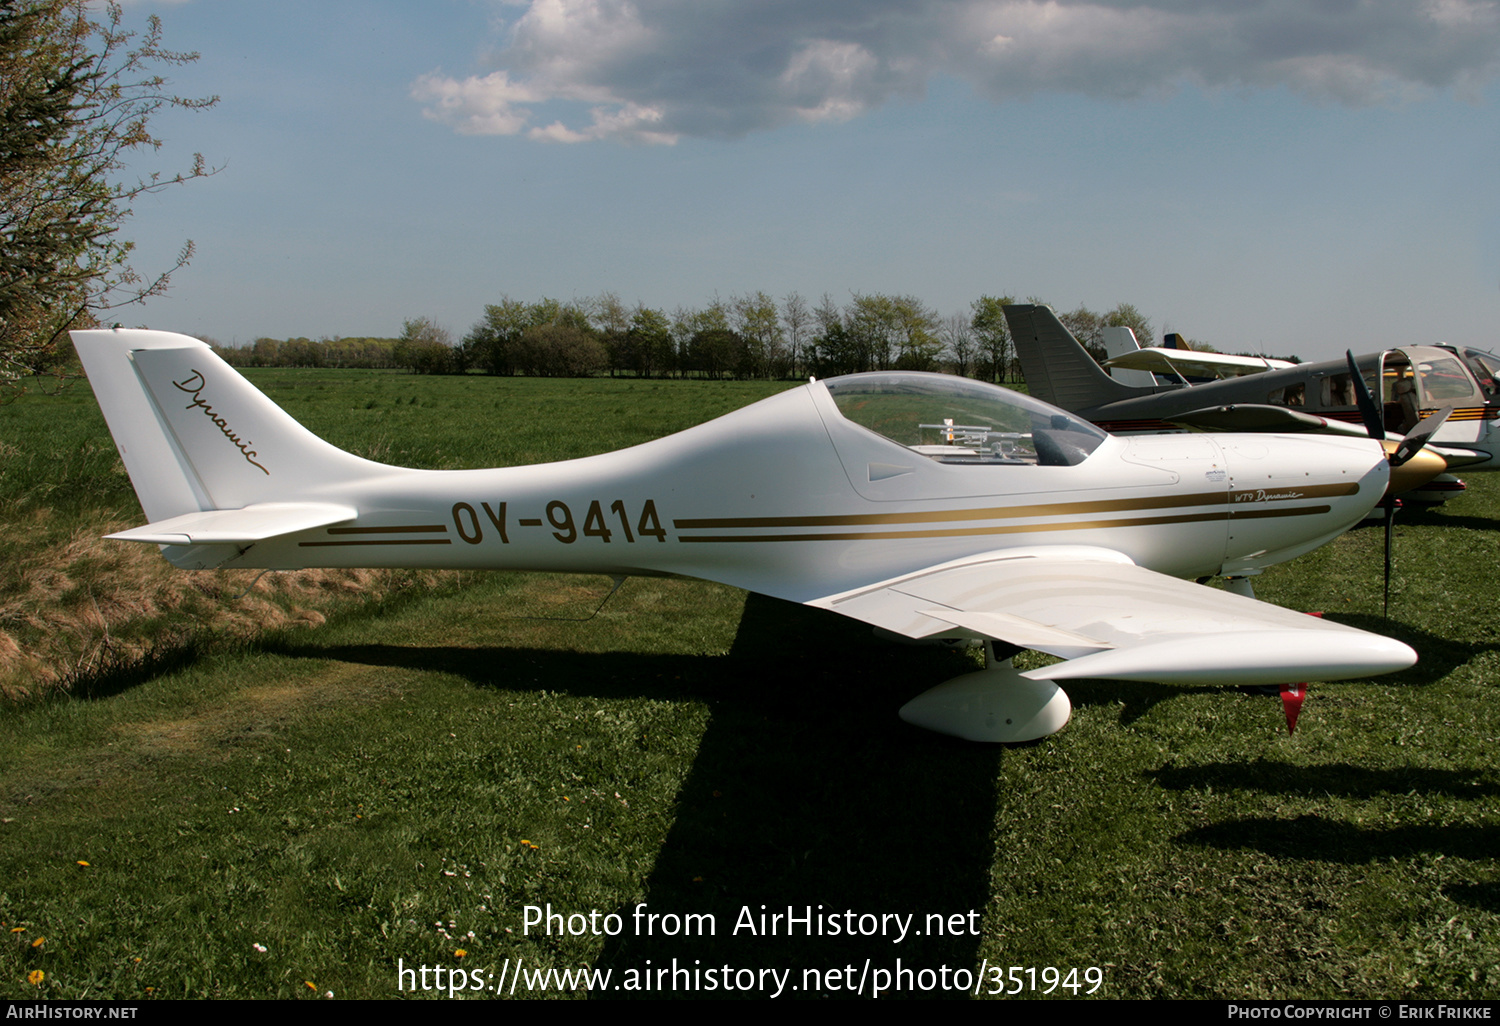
[106,502,358,546]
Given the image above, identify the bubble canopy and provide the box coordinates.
[822,372,1108,467]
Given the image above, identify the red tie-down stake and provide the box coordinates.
[1280,611,1324,735]
[1280,684,1306,736]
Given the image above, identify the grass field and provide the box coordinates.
[0,369,1496,1000]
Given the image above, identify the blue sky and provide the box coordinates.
[118,0,1500,362]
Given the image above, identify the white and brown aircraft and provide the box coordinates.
[1100,327,1296,387]
[73,328,1419,743]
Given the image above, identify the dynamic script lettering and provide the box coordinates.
[1233,488,1307,503]
[172,370,270,475]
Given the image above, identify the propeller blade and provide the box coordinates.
[1348,350,1385,442]
[1389,405,1456,466]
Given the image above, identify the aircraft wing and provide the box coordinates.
[106,502,358,545]
[1104,347,1293,379]
[807,546,1414,686]
[1166,404,1370,435]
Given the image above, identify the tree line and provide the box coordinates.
[213,293,1162,382]
[211,335,403,370]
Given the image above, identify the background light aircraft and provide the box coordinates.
[73,328,1419,743]
[1101,327,1296,388]
[1007,305,1500,484]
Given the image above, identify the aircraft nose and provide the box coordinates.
[1220,434,1390,575]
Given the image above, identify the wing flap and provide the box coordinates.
[106,502,358,545]
[916,609,1112,659]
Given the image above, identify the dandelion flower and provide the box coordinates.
[76,861,90,867]
[455,949,467,958]
[305,981,316,990]
[28,970,43,986]
[31,936,44,948]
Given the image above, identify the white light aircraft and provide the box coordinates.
[1101,327,1296,387]
[73,328,1419,743]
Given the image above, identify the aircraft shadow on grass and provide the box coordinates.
[1177,815,1499,867]
[1145,761,1500,800]
[272,593,1007,992]
[1152,764,1500,913]
[1395,504,1500,534]
[1441,882,1500,914]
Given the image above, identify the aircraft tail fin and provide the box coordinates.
[1002,304,1145,410]
[1100,326,1156,389]
[72,328,385,523]
[1101,325,1142,359]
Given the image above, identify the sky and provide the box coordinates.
[114,0,1500,362]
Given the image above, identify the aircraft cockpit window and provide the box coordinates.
[823,372,1106,466]
[1418,356,1477,402]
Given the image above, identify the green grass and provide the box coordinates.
[0,370,1496,999]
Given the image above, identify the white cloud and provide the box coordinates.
[411,71,540,136]
[413,0,1500,143]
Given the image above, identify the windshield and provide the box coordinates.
[823,372,1106,466]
